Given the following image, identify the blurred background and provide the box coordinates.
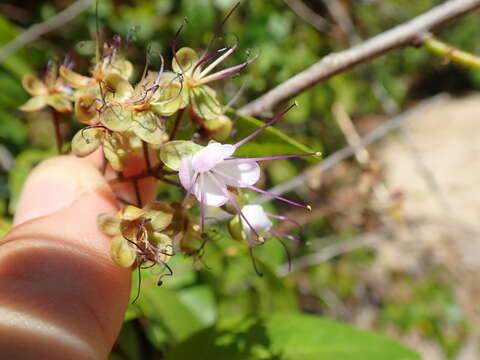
[1,0,480,359]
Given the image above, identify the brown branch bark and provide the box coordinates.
[0,0,93,63]
[239,0,480,117]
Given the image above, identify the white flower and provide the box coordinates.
[240,204,273,242]
[179,142,260,207]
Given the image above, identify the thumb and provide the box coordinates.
[0,156,131,360]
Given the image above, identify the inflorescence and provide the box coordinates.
[19,4,320,288]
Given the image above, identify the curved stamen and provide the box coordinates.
[198,54,258,85]
[171,18,189,74]
[245,184,310,209]
[234,102,297,148]
[273,234,292,272]
[225,152,320,162]
[206,172,262,241]
[249,246,263,277]
[271,228,303,243]
[267,213,302,232]
[198,2,241,68]
[198,44,237,78]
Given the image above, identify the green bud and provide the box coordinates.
[204,114,233,142]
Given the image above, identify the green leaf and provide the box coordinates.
[132,275,206,343]
[227,109,320,163]
[159,140,203,171]
[166,313,420,360]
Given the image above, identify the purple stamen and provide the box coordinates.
[266,213,302,230]
[271,228,302,243]
[273,234,292,272]
[172,18,189,73]
[198,54,258,85]
[191,46,230,77]
[200,173,206,232]
[182,171,199,205]
[225,152,320,162]
[198,2,241,65]
[206,172,262,241]
[245,184,309,209]
[234,102,297,148]
[199,44,237,78]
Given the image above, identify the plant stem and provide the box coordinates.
[51,108,63,154]
[423,35,480,68]
[142,141,151,172]
[133,179,142,207]
[169,108,184,140]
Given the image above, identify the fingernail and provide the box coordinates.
[13,156,109,226]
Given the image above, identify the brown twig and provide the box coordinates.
[169,108,184,140]
[142,141,151,172]
[0,0,93,63]
[255,94,449,203]
[283,0,330,32]
[240,0,480,117]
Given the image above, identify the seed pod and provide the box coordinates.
[71,127,103,157]
[111,234,137,268]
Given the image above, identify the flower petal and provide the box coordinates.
[59,66,93,88]
[214,160,260,187]
[241,205,273,233]
[195,173,228,207]
[46,93,72,113]
[18,96,47,112]
[22,74,48,96]
[179,156,195,191]
[191,142,236,172]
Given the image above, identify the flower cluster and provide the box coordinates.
[19,7,320,282]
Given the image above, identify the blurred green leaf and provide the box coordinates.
[166,313,420,360]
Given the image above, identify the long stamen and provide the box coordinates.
[191,46,230,77]
[199,44,237,78]
[198,54,258,85]
[246,184,310,210]
[226,152,321,162]
[267,213,302,230]
[198,2,241,65]
[273,234,292,272]
[171,18,189,73]
[234,102,297,148]
[249,246,263,277]
[182,171,199,205]
[271,228,303,243]
[206,172,263,241]
[200,173,206,232]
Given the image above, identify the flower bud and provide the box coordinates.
[204,114,233,142]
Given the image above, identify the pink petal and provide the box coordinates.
[179,156,195,190]
[194,173,228,206]
[191,142,236,172]
[214,160,260,187]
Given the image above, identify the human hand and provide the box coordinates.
[0,154,154,360]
